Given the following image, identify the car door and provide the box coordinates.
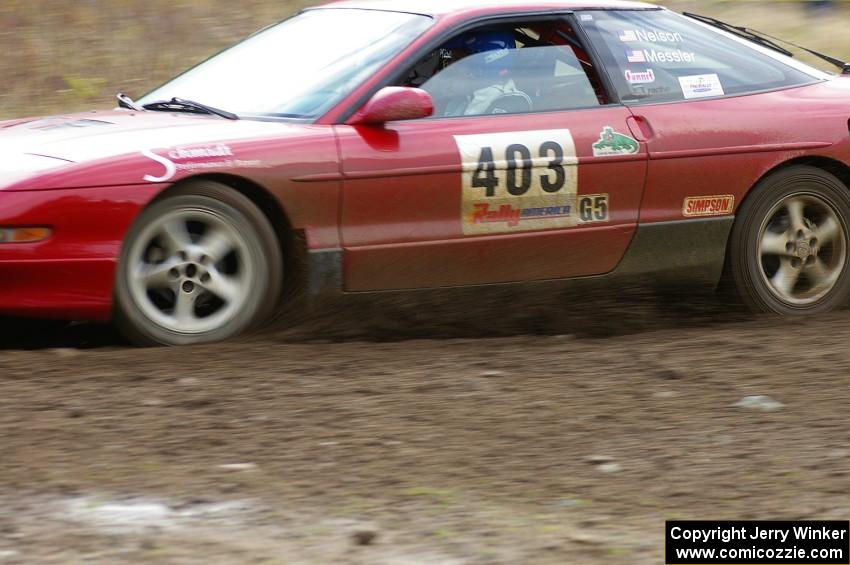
[335,17,649,291]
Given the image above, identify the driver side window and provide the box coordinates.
[399,18,609,118]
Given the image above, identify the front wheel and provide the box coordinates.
[728,165,850,315]
[114,181,283,346]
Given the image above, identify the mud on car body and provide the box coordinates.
[2,0,850,345]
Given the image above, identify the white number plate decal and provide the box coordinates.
[455,129,579,235]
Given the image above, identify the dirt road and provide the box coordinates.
[1,293,849,564]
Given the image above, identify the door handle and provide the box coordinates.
[626,115,654,143]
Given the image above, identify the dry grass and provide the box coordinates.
[0,0,312,118]
[658,0,850,68]
[2,0,849,119]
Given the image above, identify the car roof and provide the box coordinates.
[315,0,657,18]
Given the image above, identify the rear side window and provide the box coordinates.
[578,9,819,104]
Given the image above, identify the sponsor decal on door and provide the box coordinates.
[455,129,585,235]
[682,195,735,217]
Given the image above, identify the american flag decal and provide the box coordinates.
[626,49,646,63]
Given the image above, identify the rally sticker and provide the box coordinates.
[679,73,724,99]
[593,127,639,157]
[683,195,735,217]
[455,129,580,235]
[625,69,655,84]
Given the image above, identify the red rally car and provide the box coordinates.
[3,0,850,345]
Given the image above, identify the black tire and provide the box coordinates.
[114,181,283,346]
[728,165,850,315]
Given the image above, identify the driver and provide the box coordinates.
[440,31,525,116]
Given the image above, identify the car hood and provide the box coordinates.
[0,110,321,189]
[0,110,299,162]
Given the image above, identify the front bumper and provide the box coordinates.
[0,185,158,320]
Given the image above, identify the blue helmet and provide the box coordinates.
[443,31,517,79]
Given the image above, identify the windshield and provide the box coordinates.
[139,9,432,120]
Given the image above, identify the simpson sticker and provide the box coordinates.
[578,194,610,223]
[679,73,724,99]
[141,143,265,182]
[455,129,579,235]
[593,127,639,157]
[618,29,684,43]
[625,69,655,84]
[683,195,735,217]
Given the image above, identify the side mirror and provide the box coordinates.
[348,87,434,125]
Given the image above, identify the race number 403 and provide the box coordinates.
[455,129,580,235]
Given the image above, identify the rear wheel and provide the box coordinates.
[729,165,850,315]
[115,181,282,346]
